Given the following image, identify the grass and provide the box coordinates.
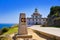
[0,25,18,40]
[3,25,18,35]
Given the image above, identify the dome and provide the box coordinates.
[32,8,41,16]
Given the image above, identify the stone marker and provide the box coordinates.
[18,13,27,35]
[13,13,33,40]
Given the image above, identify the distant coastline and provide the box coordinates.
[0,23,16,29]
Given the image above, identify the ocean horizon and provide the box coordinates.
[0,23,16,29]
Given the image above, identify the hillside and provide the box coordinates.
[3,24,18,35]
[0,25,18,40]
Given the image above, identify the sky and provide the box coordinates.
[0,0,60,23]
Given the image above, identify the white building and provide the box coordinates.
[26,8,47,25]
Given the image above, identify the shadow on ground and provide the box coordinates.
[33,30,56,40]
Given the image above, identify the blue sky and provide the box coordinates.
[0,0,60,23]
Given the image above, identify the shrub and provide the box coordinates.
[1,27,9,34]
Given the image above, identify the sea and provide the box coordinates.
[0,23,15,29]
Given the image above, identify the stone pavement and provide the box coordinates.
[28,25,60,40]
[11,28,46,40]
[28,28,46,40]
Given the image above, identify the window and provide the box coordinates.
[33,19,34,21]
[30,19,32,21]
[29,19,30,21]
[43,19,46,21]
[38,19,39,21]
[28,23,30,24]
[36,16,37,18]
[36,19,37,21]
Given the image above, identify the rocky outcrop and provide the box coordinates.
[0,30,2,35]
[47,6,60,27]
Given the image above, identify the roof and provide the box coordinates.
[33,13,40,16]
[27,18,32,19]
[32,8,41,16]
[41,18,47,19]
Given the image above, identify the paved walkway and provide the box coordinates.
[10,28,46,40]
[10,25,60,40]
[28,28,46,40]
[29,25,60,37]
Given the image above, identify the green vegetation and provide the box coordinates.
[48,6,60,17]
[47,6,60,27]
[0,24,18,40]
[54,17,60,20]
[3,24,18,35]
[54,12,59,17]
[1,27,9,34]
[0,24,18,35]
